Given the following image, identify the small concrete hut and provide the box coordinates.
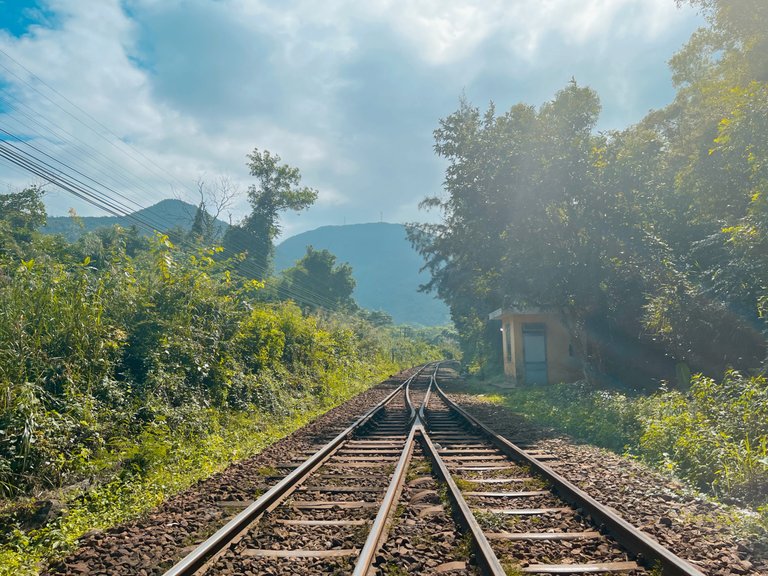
[489,308,581,385]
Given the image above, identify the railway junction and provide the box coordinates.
[47,364,766,576]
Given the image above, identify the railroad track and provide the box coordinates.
[163,364,438,576]
[163,362,707,576]
[420,363,706,576]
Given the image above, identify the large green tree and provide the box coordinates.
[224,149,317,279]
[0,186,46,256]
[412,0,768,384]
[278,246,356,311]
[410,82,628,376]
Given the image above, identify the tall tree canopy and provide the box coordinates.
[411,0,768,387]
[278,246,356,311]
[225,149,317,279]
[0,186,46,254]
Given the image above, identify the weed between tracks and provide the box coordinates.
[524,476,548,490]
[474,510,512,531]
[380,563,409,576]
[453,477,477,491]
[452,531,474,561]
[405,460,432,483]
[438,484,450,508]
[392,503,407,523]
[256,465,280,477]
[500,560,525,576]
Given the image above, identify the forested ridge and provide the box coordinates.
[409,0,768,515]
[0,157,454,573]
[40,199,228,242]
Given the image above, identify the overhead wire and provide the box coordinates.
[0,48,196,206]
[0,140,154,223]
[0,51,346,311]
[0,90,178,219]
[0,139,342,309]
[0,128,149,217]
[0,80,192,220]
[0,135,345,310]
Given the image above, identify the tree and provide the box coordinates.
[411,1,768,383]
[0,185,46,256]
[410,82,610,373]
[225,149,317,280]
[188,176,237,245]
[279,246,356,311]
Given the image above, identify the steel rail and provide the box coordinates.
[353,362,508,576]
[351,422,417,576]
[163,365,432,576]
[351,363,437,575]
[417,370,434,422]
[432,376,707,576]
[418,426,508,576]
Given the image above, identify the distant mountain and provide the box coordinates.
[41,199,228,241]
[275,223,449,326]
[41,202,449,325]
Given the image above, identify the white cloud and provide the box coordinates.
[320,0,699,65]
[315,186,349,207]
[0,0,346,219]
[0,0,703,236]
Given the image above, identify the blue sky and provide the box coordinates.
[0,0,703,237]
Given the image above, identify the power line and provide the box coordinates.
[0,128,147,217]
[0,90,183,215]
[0,137,345,310]
[0,48,200,205]
[0,48,344,310]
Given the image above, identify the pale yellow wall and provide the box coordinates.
[500,312,580,384]
[501,320,516,377]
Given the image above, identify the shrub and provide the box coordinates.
[502,372,768,506]
[637,372,768,502]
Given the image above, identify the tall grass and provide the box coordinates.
[0,382,388,575]
[0,227,445,574]
[498,372,768,507]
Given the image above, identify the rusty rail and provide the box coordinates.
[351,363,437,575]
[163,364,433,576]
[418,426,508,576]
[432,374,707,576]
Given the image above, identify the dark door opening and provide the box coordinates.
[522,323,547,384]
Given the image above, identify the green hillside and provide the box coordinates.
[275,223,449,326]
[42,202,448,326]
[41,199,227,241]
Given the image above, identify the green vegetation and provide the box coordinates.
[40,198,229,243]
[409,0,768,388]
[482,372,768,510]
[405,458,432,483]
[224,148,318,279]
[0,180,447,574]
[474,509,509,532]
[274,222,452,326]
[451,531,474,561]
[409,0,768,552]
[409,2,768,547]
[0,407,345,574]
[501,560,525,576]
[380,563,409,576]
[276,246,356,310]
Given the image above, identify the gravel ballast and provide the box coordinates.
[45,375,408,576]
[43,369,767,576]
[443,385,768,576]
